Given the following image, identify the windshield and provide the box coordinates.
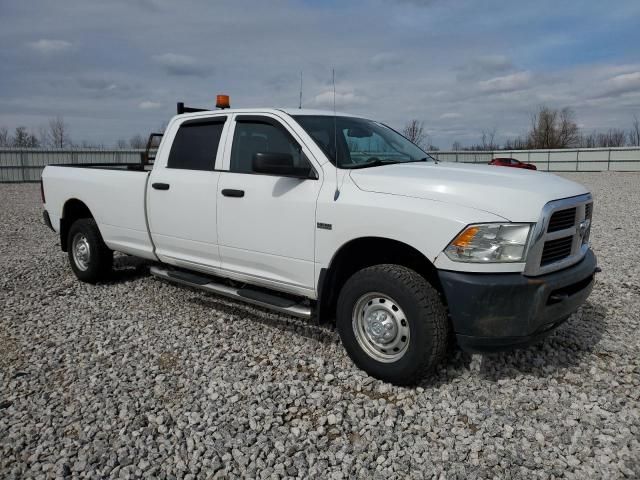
[293,115,432,169]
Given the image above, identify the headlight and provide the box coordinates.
[445,223,532,263]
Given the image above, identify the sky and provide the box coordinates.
[0,0,639,149]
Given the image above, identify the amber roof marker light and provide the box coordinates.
[216,95,230,109]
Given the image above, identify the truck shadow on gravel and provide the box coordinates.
[191,297,607,386]
[416,301,608,388]
[468,301,608,382]
[189,296,338,345]
[104,255,151,283]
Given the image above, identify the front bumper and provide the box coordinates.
[438,249,597,353]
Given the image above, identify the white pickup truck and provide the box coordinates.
[41,103,598,384]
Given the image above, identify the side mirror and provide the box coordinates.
[252,152,314,178]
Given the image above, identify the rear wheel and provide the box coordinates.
[336,264,449,385]
[67,218,113,283]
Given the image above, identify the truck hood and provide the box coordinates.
[349,162,589,221]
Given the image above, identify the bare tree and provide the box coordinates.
[602,129,626,147]
[451,141,462,151]
[481,127,498,150]
[503,136,530,150]
[0,126,9,147]
[580,131,598,148]
[529,106,556,148]
[12,127,39,147]
[402,120,426,147]
[580,129,626,147]
[630,114,640,147]
[557,107,579,147]
[47,116,71,148]
[129,134,146,149]
[528,106,578,148]
[116,138,128,149]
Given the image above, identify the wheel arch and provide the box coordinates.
[316,236,444,323]
[60,198,94,252]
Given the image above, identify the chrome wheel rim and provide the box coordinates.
[352,292,410,363]
[72,233,91,271]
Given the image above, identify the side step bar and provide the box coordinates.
[149,266,312,318]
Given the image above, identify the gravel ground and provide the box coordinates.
[1,172,639,479]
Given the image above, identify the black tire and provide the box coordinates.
[67,218,113,283]
[336,264,449,385]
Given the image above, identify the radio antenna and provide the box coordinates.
[298,71,303,109]
[333,68,340,201]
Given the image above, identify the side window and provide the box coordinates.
[167,119,225,171]
[230,119,307,174]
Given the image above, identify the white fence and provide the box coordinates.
[1,146,640,182]
[429,147,640,172]
[0,149,144,182]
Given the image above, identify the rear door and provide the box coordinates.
[147,115,228,271]
[217,114,322,295]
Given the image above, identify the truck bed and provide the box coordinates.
[42,165,156,260]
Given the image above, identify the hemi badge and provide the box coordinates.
[317,222,332,230]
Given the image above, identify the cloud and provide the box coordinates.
[1,0,638,149]
[152,53,210,77]
[27,39,72,54]
[478,72,531,94]
[369,53,403,70]
[395,0,441,6]
[78,77,117,91]
[308,90,368,109]
[456,55,514,80]
[138,101,162,109]
[474,55,513,73]
[598,71,640,98]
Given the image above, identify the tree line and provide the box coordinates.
[0,117,151,149]
[3,108,639,151]
[403,107,640,151]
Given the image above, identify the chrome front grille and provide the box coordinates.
[541,236,573,265]
[524,194,593,276]
[547,207,577,232]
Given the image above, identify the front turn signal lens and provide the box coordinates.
[451,226,479,248]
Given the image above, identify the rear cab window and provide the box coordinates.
[167,117,226,171]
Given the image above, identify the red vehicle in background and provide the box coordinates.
[489,157,537,170]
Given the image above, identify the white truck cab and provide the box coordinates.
[41,103,597,384]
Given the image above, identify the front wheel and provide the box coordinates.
[67,218,113,283]
[336,264,449,385]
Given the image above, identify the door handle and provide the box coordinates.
[221,189,245,198]
[152,182,170,190]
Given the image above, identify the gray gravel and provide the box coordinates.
[1,172,639,479]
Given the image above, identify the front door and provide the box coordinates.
[217,114,321,294]
[147,116,228,271]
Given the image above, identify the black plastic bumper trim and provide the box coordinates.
[438,249,597,352]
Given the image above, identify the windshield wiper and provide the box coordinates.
[343,159,403,169]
